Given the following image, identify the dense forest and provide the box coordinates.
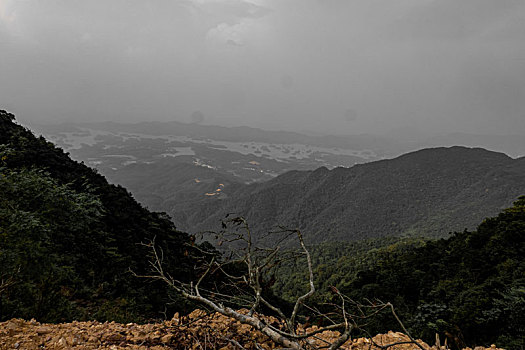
[276,198,525,349]
[0,110,205,322]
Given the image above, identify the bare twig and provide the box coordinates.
[289,229,315,334]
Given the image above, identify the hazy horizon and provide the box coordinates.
[1,0,525,137]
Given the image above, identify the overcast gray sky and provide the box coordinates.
[1,0,524,136]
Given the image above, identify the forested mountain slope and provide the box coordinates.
[0,110,203,322]
[175,146,525,243]
[105,160,240,214]
[276,196,525,349]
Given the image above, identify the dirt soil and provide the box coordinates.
[0,309,504,350]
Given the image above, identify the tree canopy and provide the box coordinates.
[275,197,525,349]
[0,110,203,322]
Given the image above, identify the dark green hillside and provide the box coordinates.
[175,146,525,244]
[0,110,202,322]
[277,198,525,349]
[103,159,240,216]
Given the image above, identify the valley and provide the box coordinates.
[31,121,385,214]
[32,121,525,244]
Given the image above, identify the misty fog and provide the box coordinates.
[1,0,524,138]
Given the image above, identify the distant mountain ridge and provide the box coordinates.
[421,132,525,158]
[29,119,525,244]
[173,146,525,243]
[31,120,385,188]
[36,120,404,155]
[32,120,525,159]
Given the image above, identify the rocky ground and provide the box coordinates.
[0,310,503,350]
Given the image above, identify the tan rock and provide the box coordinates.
[163,334,176,344]
[87,335,99,343]
[35,326,53,335]
[106,333,126,342]
[5,320,19,330]
[57,336,68,347]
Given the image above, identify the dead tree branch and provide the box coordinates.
[139,216,425,350]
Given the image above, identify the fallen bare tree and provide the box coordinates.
[138,216,426,350]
